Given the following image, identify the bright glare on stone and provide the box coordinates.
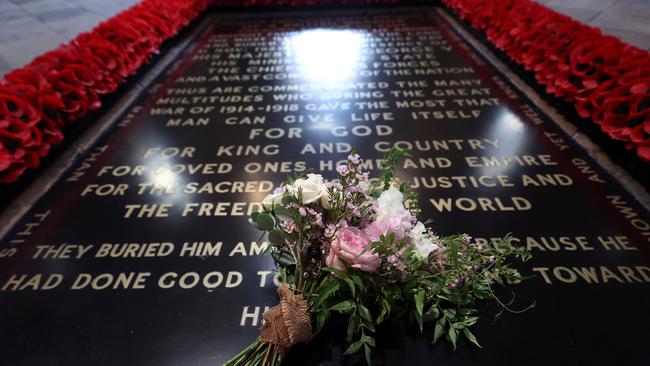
[286,29,364,83]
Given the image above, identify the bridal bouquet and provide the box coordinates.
[226,149,531,366]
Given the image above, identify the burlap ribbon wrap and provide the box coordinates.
[260,285,312,350]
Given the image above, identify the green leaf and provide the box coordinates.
[344,338,364,355]
[448,327,458,351]
[281,195,296,205]
[425,304,439,320]
[267,229,287,246]
[364,343,372,366]
[349,275,363,288]
[362,335,375,347]
[250,212,260,221]
[315,310,328,335]
[414,289,425,332]
[256,213,274,231]
[428,283,441,296]
[432,318,445,344]
[463,316,479,327]
[452,322,466,330]
[312,281,339,309]
[344,277,356,297]
[442,308,456,320]
[463,328,482,348]
[273,206,291,218]
[329,301,355,313]
[377,299,390,324]
[358,304,372,323]
[271,250,294,267]
[347,315,358,342]
[358,304,375,332]
[322,267,347,279]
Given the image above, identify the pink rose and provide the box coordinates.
[326,227,380,273]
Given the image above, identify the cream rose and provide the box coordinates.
[288,173,328,206]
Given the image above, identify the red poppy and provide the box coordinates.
[637,140,650,161]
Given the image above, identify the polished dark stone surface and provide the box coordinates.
[1,7,649,366]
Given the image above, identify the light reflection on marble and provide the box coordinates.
[284,29,370,139]
[151,170,177,189]
[285,29,365,83]
[480,108,525,176]
[140,155,187,204]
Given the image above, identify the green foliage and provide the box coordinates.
[330,301,355,313]
[379,148,411,190]
[255,213,274,231]
[267,229,286,246]
[270,249,294,268]
[312,281,340,309]
[414,289,425,332]
[329,233,532,363]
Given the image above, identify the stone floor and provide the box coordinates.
[0,0,139,76]
[539,0,650,51]
[0,0,649,77]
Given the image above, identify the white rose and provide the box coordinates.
[409,221,439,259]
[288,173,328,205]
[261,192,284,210]
[376,187,408,220]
